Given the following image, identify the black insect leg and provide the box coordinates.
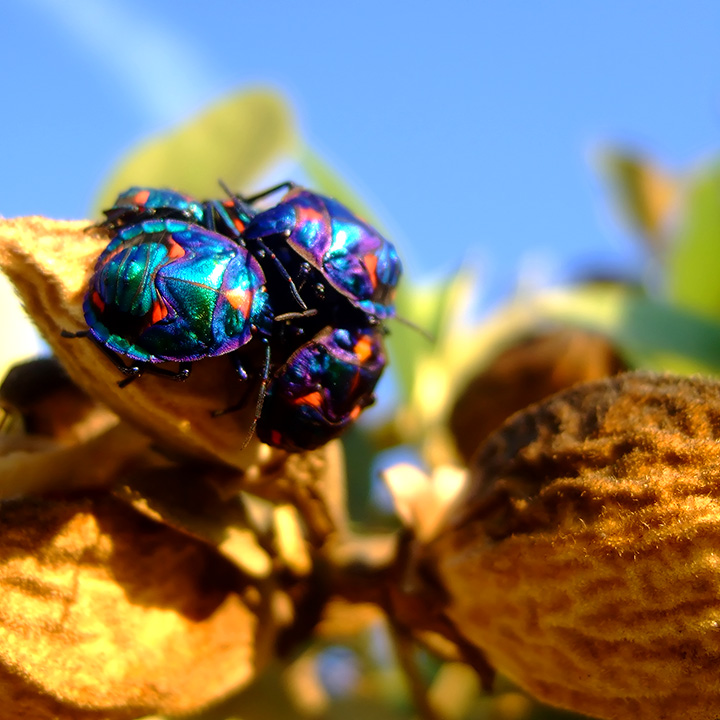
[253,237,309,311]
[206,196,250,238]
[217,180,256,228]
[117,361,192,388]
[61,329,143,384]
[211,340,272,449]
[61,329,191,387]
[203,200,218,233]
[242,338,272,448]
[243,181,296,204]
[290,261,314,295]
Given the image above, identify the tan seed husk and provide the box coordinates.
[0,493,270,719]
[432,372,720,720]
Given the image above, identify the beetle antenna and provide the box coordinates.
[394,314,435,343]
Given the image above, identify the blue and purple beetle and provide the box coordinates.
[65,217,273,386]
[242,186,402,321]
[256,324,386,451]
[100,183,403,322]
[66,182,401,450]
[99,186,250,237]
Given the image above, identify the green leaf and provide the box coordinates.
[494,285,720,377]
[387,271,474,406]
[94,89,296,215]
[667,161,720,318]
[598,147,676,251]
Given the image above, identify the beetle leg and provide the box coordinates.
[63,330,143,382]
[206,197,248,238]
[204,200,218,232]
[146,363,192,381]
[62,330,192,386]
[243,181,296,204]
[251,237,308,311]
[231,354,249,382]
[294,262,313,293]
[217,180,255,231]
[117,367,144,388]
[211,340,272,448]
[240,338,272,448]
[119,362,191,387]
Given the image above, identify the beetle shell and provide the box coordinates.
[101,186,252,238]
[85,218,271,363]
[242,189,402,319]
[257,324,386,451]
[101,187,206,227]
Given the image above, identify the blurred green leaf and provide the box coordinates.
[667,161,720,318]
[94,89,296,215]
[388,272,474,407]
[598,147,677,251]
[342,425,379,522]
[494,285,720,376]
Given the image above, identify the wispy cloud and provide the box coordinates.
[26,0,222,124]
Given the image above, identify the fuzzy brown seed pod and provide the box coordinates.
[449,328,627,463]
[0,431,337,719]
[428,372,720,720]
[0,493,269,720]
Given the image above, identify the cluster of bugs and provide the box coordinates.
[63,182,402,451]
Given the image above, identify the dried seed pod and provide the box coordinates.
[0,434,334,718]
[0,493,274,719]
[0,217,284,469]
[1,356,117,444]
[430,372,720,720]
[449,328,626,463]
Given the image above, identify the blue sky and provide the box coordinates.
[3,1,720,306]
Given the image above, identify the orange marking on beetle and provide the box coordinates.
[151,299,168,324]
[363,253,379,288]
[353,334,373,362]
[134,189,151,205]
[295,206,325,227]
[166,238,186,259]
[225,287,252,316]
[91,291,106,313]
[296,391,324,409]
[349,406,362,421]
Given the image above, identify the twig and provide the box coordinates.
[389,622,443,720]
